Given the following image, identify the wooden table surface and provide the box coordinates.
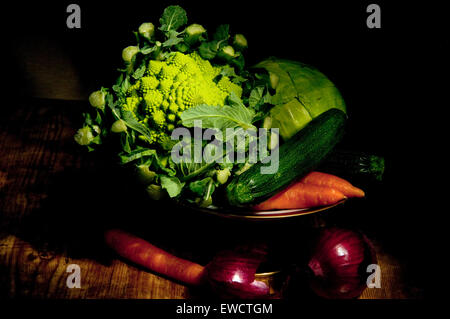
[0,99,422,299]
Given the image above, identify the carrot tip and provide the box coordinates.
[354,189,365,197]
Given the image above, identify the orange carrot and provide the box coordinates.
[104,229,206,286]
[300,171,365,198]
[253,183,346,211]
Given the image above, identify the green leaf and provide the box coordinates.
[213,24,230,42]
[91,135,102,145]
[219,65,247,84]
[174,139,215,181]
[133,31,140,46]
[160,175,184,198]
[251,105,273,123]
[121,76,131,95]
[94,110,103,125]
[140,45,158,55]
[120,133,132,154]
[120,109,153,140]
[153,155,177,176]
[227,91,246,109]
[249,86,265,108]
[189,177,215,200]
[189,177,213,196]
[132,64,146,80]
[106,94,121,120]
[179,160,214,181]
[198,41,218,60]
[219,161,234,170]
[83,112,93,126]
[231,54,245,72]
[180,98,255,131]
[220,65,237,77]
[159,5,188,32]
[112,74,123,94]
[248,86,272,111]
[162,30,185,47]
[119,148,156,164]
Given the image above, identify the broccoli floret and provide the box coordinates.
[159,64,180,80]
[168,102,179,114]
[127,81,141,97]
[122,46,139,63]
[115,52,243,148]
[168,52,192,68]
[184,24,206,45]
[216,168,231,184]
[144,90,164,110]
[151,109,166,128]
[217,76,243,98]
[140,76,160,94]
[147,60,164,76]
[123,96,141,113]
[111,119,127,133]
[189,52,220,80]
[233,34,248,51]
[74,126,94,145]
[167,113,176,122]
[217,45,237,61]
[138,22,155,41]
[88,90,106,110]
[158,78,173,96]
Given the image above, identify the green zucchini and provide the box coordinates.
[319,149,385,181]
[226,108,346,206]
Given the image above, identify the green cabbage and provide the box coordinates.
[254,57,347,140]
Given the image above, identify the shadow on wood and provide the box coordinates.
[14,152,323,287]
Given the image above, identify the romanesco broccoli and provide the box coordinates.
[117,52,242,147]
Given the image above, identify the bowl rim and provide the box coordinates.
[177,199,346,221]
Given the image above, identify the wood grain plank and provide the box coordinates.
[0,234,190,299]
[359,246,405,299]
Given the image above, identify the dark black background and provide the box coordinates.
[4,0,419,158]
[2,0,424,301]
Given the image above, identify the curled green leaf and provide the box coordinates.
[159,5,188,32]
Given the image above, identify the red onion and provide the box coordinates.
[307,227,377,299]
[206,244,270,298]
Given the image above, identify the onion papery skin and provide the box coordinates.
[307,227,377,299]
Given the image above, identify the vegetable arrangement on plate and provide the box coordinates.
[79,5,387,300]
[74,5,383,212]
